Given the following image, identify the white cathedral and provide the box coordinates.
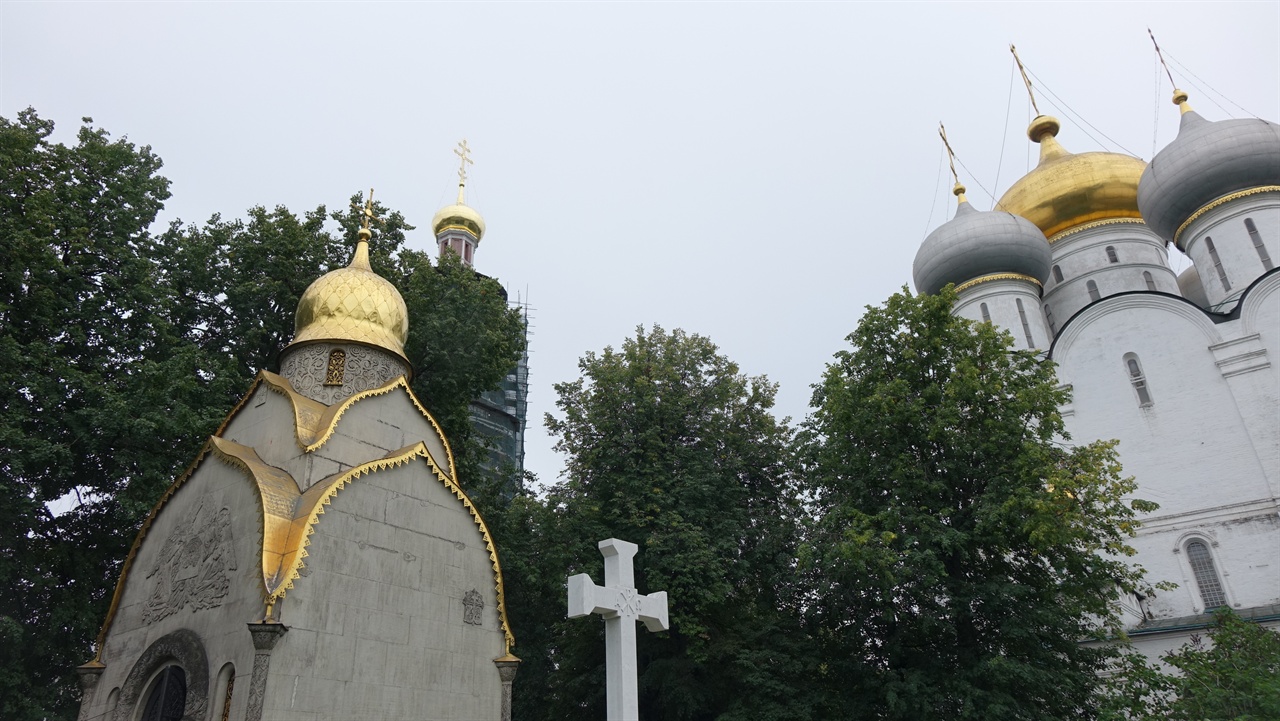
[913,87,1280,662]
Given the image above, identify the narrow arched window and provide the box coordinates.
[1245,218,1273,270]
[1052,265,1064,283]
[1015,298,1034,348]
[140,666,187,721]
[1045,304,1056,334]
[1086,280,1100,301]
[1186,540,1227,609]
[980,303,991,323]
[1143,271,1157,291]
[1106,246,1119,263]
[1124,353,1153,407]
[324,349,346,386]
[1205,237,1231,291]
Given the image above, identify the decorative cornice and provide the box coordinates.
[1048,217,1146,244]
[1174,185,1280,249]
[954,272,1042,294]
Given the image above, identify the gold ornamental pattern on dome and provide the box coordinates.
[290,188,410,360]
[291,264,409,359]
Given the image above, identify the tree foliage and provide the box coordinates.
[1101,609,1280,721]
[0,110,524,720]
[0,109,185,720]
[522,325,817,721]
[800,286,1156,720]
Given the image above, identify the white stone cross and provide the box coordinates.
[567,538,669,721]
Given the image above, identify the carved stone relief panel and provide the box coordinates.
[141,501,236,624]
[463,589,485,626]
[280,343,408,405]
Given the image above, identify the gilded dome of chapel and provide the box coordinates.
[431,202,486,240]
[289,230,409,361]
[997,115,1147,239]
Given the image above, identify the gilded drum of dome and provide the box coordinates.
[998,150,1147,239]
[292,265,409,360]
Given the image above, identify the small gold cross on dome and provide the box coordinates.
[350,188,384,234]
[455,140,474,186]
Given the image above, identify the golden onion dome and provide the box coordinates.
[288,229,409,361]
[996,116,1147,239]
[431,202,485,240]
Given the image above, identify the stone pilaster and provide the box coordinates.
[493,653,521,721]
[245,622,288,721]
[75,660,105,721]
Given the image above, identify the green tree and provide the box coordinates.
[801,286,1156,720]
[1102,609,1280,720]
[530,325,817,721]
[0,109,191,721]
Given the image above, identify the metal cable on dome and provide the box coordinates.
[1164,50,1258,119]
[922,144,947,237]
[1025,67,1140,157]
[992,57,1016,202]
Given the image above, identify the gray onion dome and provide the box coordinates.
[913,184,1052,296]
[1138,90,1280,248]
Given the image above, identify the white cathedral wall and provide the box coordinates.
[265,458,505,721]
[954,278,1050,351]
[1052,294,1280,624]
[1179,192,1280,309]
[1237,273,1280,497]
[1041,223,1178,333]
[82,460,265,721]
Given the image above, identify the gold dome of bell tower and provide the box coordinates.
[288,190,410,362]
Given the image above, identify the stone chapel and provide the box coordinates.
[74,201,520,721]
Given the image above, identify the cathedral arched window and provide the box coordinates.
[1185,539,1227,609]
[1123,353,1152,407]
[140,666,187,721]
[1105,246,1119,264]
[1052,265,1064,283]
[1205,237,1231,291]
[1015,298,1034,349]
[1245,218,1273,270]
[1143,271,1157,291]
[980,303,991,323]
[1045,304,1056,334]
[1086,280,1100,301]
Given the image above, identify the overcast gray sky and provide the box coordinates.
[4,2,1277,487]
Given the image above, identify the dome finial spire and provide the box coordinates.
[348,188,381,270]
[1010,44,1041,117]
[1148,29,1194,114]
[454,139,474,205]
[938,122,967,204]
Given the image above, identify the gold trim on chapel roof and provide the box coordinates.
[214,371,457,478]
[90,372,511,662]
